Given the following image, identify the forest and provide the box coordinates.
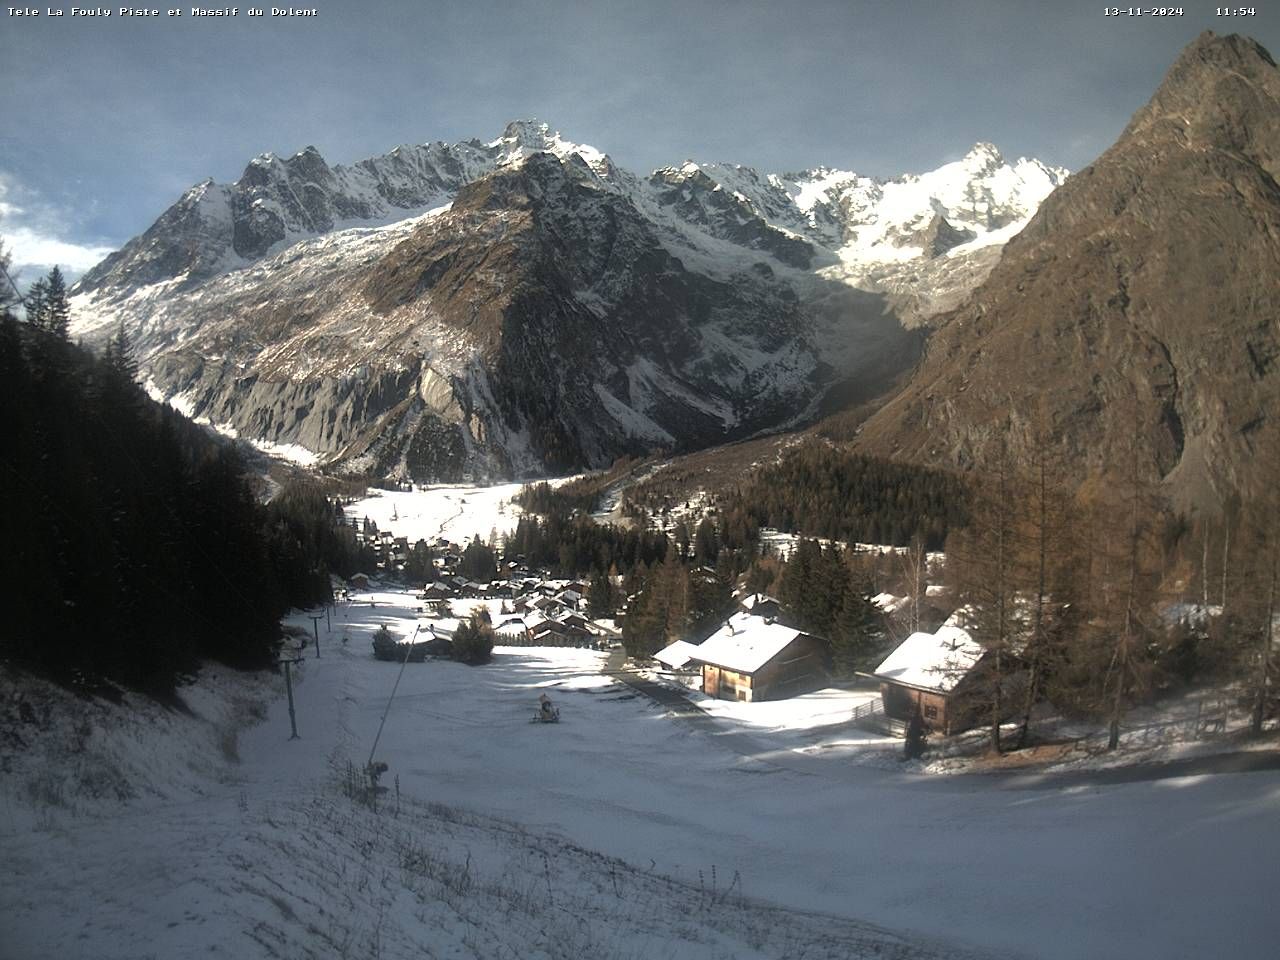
[0,281,344,695]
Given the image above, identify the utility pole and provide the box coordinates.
[325,601,332,632]
[280,656,303,739]
[309,614,325,658]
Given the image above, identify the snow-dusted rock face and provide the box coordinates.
[70,121,1065,481]
[854,32,1280,515]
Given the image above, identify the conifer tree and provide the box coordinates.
[0,240,19,321]
[106,319,138,382]
[25,276,48,328]
[830,571,881,676]
[44,266,70,339]
[694,517,719,565]
[587,570,617,618]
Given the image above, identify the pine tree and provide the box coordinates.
[452,610,495,664]
[106,319,138,382]
[461,536,496,582]
[694,517,718,564]
[587,570,617,618]
[25,276,48,329]
[44,266,70,339]
[830,571,881,677]
[0,240,20,321]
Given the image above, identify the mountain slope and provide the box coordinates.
[855,32,1280,513]
[70,122,1064,480]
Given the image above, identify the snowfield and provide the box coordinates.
[3,589,1280,959]
[345,479,577,547]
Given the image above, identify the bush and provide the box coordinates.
[371,626,399,661]
[452,612,495,665]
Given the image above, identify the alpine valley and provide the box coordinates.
[69,120,1065,480]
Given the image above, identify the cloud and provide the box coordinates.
[0,172,116,283]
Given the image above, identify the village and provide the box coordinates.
[334,486,1267,772]
[7,480,1279,960]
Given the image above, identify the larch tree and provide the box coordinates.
[1090,421,1165,752]
[953,434,1022,754]
[1013,428,1081,747]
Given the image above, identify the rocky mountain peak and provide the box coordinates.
[959,141,1004,173]
[498,118,556,149]
[855,32,1280,513]
[68,117,1071,481]
[1123,31,1280,169]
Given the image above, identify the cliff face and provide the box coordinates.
[855,33,1280,512]
[69,122,1063,481]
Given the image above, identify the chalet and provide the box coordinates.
[555,589,584,610]
[687,612,827,702]
[349,573,371,591]
[872,624,987,735]
[562,622,593,643]
[560,613,591,632]
[653,639,701,672]
[530,620,566,642]
[421,582,452,601]
[738,593,781,619]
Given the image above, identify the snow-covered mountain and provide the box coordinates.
[70,121,1065,481]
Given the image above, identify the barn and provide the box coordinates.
[687,612,827,702]
[873,624,988,734]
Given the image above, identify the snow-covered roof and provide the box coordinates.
[739,593,780,612]
[872,592,909,614]
[427,619,460,639]
[654,640,701,670]
[873,625,984,694]
[686,612,805,675]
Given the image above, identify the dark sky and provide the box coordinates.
[2,0,1277,276]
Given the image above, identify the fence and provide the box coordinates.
[851,696,906,736]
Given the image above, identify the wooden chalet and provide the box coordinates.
[738,593,781,619]
[687,612,827,702]
[653,639,701,673]
[872,624,989,734]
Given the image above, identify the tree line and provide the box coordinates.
[0,251,335,695]
[719,443,967,550]
[947,428,1278,752]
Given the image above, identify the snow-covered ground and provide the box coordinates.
[759,527,945,564]
[345,479,575,547]
[4,589,1280,959]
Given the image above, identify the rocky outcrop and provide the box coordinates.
[855,32,1280,513]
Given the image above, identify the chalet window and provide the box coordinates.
[924,705,938,719]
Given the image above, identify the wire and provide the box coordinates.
[367,623,421,768]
